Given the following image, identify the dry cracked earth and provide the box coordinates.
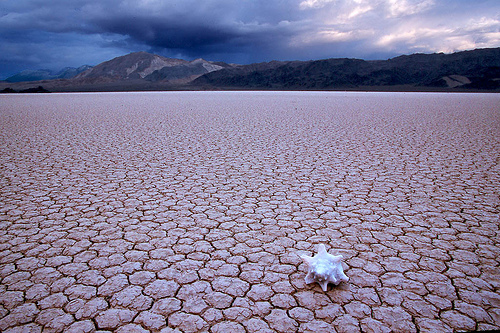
[0,91,499,333]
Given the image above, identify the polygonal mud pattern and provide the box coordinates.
[0,92,499,332]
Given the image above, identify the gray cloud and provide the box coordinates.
[82,0,303,60]
[1,0,499,78]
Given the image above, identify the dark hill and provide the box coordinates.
[193,48,500,90]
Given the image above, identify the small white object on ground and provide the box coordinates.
[300,244,349,291]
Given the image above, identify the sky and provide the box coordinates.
[1,0,499,79]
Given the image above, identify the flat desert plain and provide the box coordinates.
[0,91,499,332]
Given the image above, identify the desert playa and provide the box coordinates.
[0,91,499,332]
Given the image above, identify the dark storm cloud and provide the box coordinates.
[82,0,302,59]
[96,16,247,51]
[1,0,499,78]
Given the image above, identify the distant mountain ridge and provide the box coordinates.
[194,48,500,90]
[5,65,92,82]
[1,48,499,91]
[5,52,230,84]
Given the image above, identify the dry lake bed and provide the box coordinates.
[0,91,499,332]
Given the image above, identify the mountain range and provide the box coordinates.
[194,48,500,90]
[1,48,499,92]
[5,65,92,83]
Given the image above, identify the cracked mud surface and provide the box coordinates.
[1,91,499,332]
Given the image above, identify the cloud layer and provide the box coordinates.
[1,0,499,78]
